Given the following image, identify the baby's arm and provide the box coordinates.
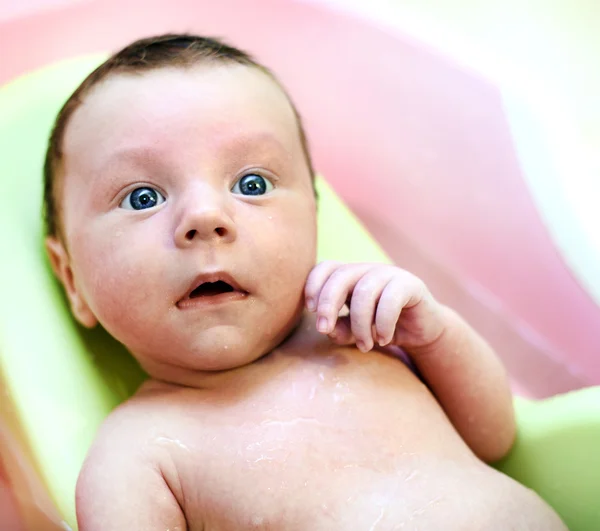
[406,304,515,463]
[76,412,186,530]
[305,261,516,463]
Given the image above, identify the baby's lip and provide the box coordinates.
[178,271,248,305]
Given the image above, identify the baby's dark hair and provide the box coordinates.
[43,33,315,239]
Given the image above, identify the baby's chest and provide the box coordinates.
[172,421,442,530]
[162,370,469,529]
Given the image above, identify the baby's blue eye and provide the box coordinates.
[120,187,165,210]
[232,174,273,196]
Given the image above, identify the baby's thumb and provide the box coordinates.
[327,316,355,346]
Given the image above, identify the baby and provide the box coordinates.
[43,34,565,530]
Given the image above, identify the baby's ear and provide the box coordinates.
[45,236,98,329]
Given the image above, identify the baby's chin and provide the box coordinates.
[132,316,304,387]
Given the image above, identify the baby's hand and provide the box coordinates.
[305,262,446,353]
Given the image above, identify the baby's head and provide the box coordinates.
[44,34,318,384]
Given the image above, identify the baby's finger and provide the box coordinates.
[304,260,341,312]
[349,268,395,351]
[315,263,374,334]
[375,274,424,345]
[327,316,355,346]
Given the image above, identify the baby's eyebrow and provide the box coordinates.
[91,147,164,198]
[220,131,288,154]
[102,146,161,168]
[96,131,289,179]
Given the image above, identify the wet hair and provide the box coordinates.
[43,33,315,239]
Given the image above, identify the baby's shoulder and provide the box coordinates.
[78,382,189,494]
[85,395,159,464]
[95,379,190,442]
[76,383,188,528]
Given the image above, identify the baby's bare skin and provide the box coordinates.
[79,315,564,530]
[43,50,566,529]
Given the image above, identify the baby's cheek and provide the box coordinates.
[74,232,155,326]
[262,228,315,300]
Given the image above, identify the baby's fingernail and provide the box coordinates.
[317,317,329,333]
[328,330,337,339]
[306,297,315,311]
[377,336,387,346]
[356,341,368,352]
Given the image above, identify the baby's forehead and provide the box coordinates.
[64,64,299,170]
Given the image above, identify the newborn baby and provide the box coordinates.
[44,34,565,530]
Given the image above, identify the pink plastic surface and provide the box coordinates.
[1,0,599,527]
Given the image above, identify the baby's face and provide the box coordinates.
[53,65,317,380]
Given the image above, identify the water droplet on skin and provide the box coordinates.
[154,436,191,452]
[404,469,419,482]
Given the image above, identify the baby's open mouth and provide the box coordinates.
[178,272,248,308]
[189,280,235,298]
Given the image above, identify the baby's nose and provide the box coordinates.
[174,189,236,246]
